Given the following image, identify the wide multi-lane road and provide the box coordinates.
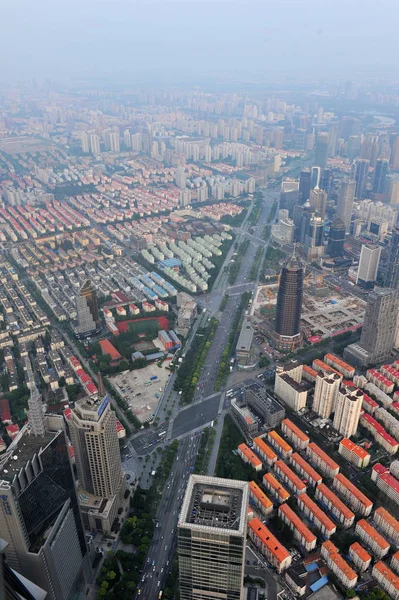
[137,434,201,600]
[133,186,279,600]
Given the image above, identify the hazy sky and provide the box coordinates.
[2,0,399,84]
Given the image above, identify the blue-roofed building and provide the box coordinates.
[310,575,329,593]
[159,258,182,269]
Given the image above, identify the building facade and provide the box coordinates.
[178,475,248,600]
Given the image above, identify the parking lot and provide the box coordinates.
[110,363,172,423]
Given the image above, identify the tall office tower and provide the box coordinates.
[328,124,338,157]
[80,132,89,153]
[89,133,100,156]
[336,179,356,233]
[280,178,299,216]
[178,475,248,600]
[309,187,327,218]
[319,168,333,194]
[385,226,399,289]
[315,132,329,168]
[69,385,125,532]
[0,422,88,599]
[390,135,399,170]
[123,129,131,148]
[298,169,311,204]
[0,537,47,600]
[274,251,304,351]
[312,370,342,418]
[372,158,389,194]
[356,244,381,287]
[345,288,399,366]
[389,180,399,205]
[347,135,362,160]
[304,215,325,260]
[131,132,142,151]
[352,159,370,199]
[311,166,321,189]
[327,218,346,257]
[333,385,363,437]
[109,132,120,153]
[75,280,100,338]
[175,166,187,189]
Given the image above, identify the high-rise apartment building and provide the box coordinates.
[357,244,381,286]
[315,132,329,168]
[352,159,370,199]
[178,475,248,600]
[327,218,346,257]
[131,132,142,151]
[109,132,120,153]
[0,418,88,600]
[74,280,100,338]
[345,287,399,366]
[81,132,89,153]
[175,166,186,189]
[312,370,342,418]
[336,179,356,233]
[88,133,101,156]
[123,129,131,148]
[333,385,363,437]
[309,187,327,218]
[274,251,303,350]
[373,159,389,194]
[69,385,125,532]
[385,226,399,289]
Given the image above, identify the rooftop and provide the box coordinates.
[0,427,56,481]
[180,475,248,534]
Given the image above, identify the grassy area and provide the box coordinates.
[215,414,254,480]
[247,195,263,226]
[174,318,218,404]
[215,292,251,389]
[194,426,217,474]
[228,239,250,284]
[249,246,264,281]
[260,246,285,281]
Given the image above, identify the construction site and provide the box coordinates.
[251,273,366,343]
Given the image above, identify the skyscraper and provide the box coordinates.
[69,383,125,532]
[352,159,370,199]
[298,169,311,204]
[312,370,342,418]
[309,187,327,218]
[315,132,329,168]
[333,385,363,437]
[385,227,399,289]
[344,288,399,366]
[356,244,381,287]
[175,166,187,189]
[373,159,389,194]
[88,133,101,156]
[304,214,325,260]
[311,166,321,189]
[327,218,346,257]
[280,179,299,216]
[109,132,120,153]
[0,422,88,599]
[390,135,399,171]
[336,179,356,233]
[81,132,89,153]
[274,251,303,351]
[178,475,248,600]
[75,280,100,338]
